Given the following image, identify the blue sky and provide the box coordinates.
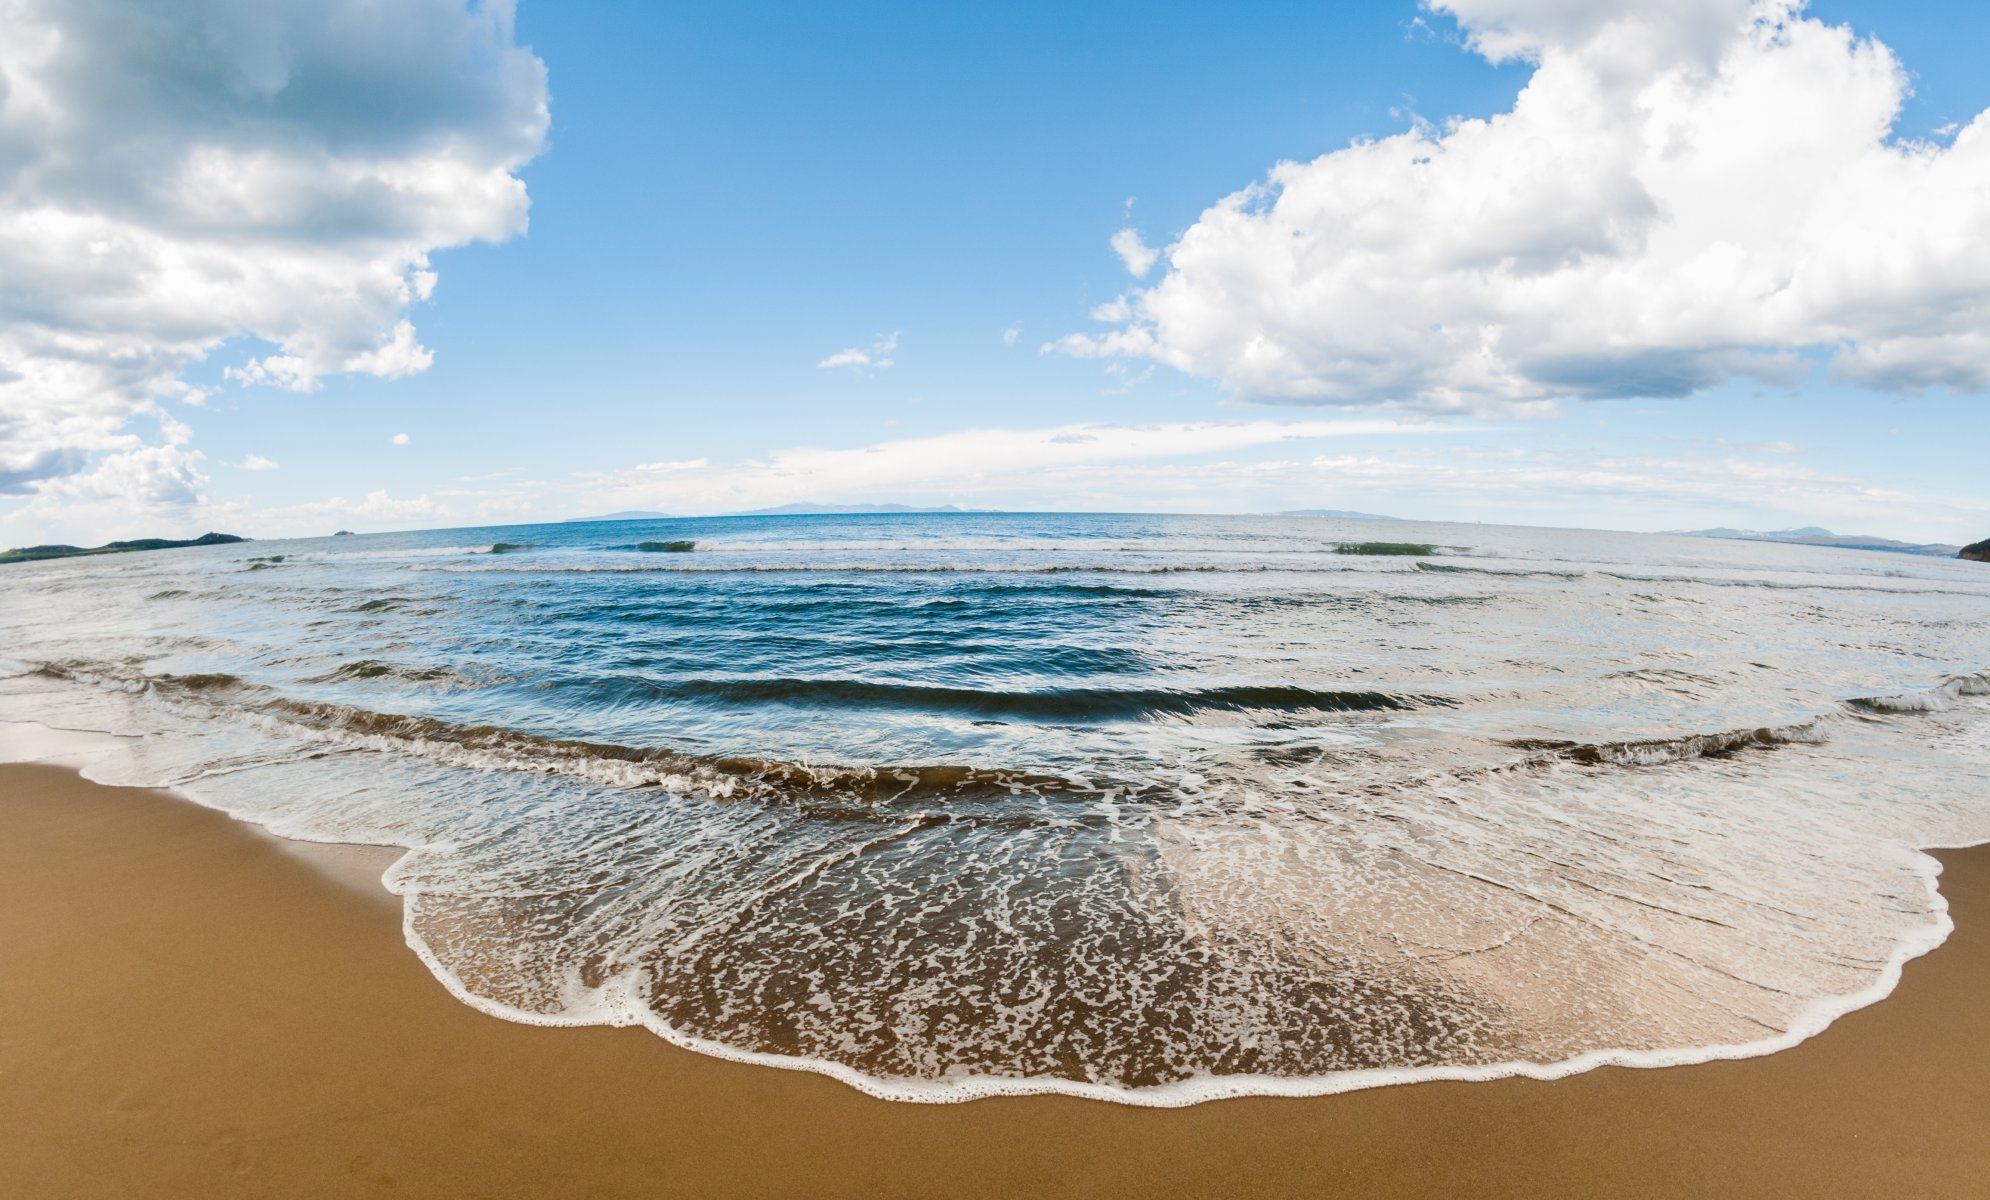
[4,0,1990,542]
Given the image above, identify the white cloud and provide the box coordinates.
[391,433,412,446]
[1109,228,1158,277]
[572,416,1454,515]
[239,454,279,472]
[817,331,900,371]
[266,489,443,530]
[1089,297,1133,323]
[0,0,548,537]
[1062,0,1990,411]
[1002,327,1021,346]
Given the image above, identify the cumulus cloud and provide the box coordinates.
[0,0,548,533]
[239,454,279,471]
[818,331,900,371]
[1060,0,1990,411]
[391,433,412,446]
[1109,228,1158,277]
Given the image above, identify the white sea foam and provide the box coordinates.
[2,665,1984,1104]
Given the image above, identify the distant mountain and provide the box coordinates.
[724,502,997,517]
[1674,527,1962,558]
[1271,509,1402,521]
[562,510,679,523]
[0,531,248,565]
[1685,526,1835,540]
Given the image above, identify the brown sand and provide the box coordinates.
[2,762,1987,1199]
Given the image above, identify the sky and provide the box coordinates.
[3,0,1990,544]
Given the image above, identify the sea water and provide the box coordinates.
[1,512,1986,1103]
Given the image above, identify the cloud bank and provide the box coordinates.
[554,417,1984,542]
[575,418,1450,515]
[1060,0,1990,412]
[0,0,547,529]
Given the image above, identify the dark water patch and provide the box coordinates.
[965,581,1179,600]
[155,672,252,693]
[1336,542,1435,556]
[633,540,696,553]
[489,543,532,554]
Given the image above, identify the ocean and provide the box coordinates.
[1,511,1986,1104]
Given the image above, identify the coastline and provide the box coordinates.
[4,762,1988,1197]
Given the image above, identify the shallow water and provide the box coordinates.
[2,512,1987,1102]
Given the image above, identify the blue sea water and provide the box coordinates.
[1,512,1987,1102]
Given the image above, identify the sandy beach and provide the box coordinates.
[0,762,1983,1198]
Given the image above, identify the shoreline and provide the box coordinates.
[4,762,1989,1196]
[10,717,1976,1112]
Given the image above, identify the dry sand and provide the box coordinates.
[3,761,1987,1198]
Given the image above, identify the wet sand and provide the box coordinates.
[3,761,1986,1198]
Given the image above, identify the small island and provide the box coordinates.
[0,532,247,565]
[1961,539,1990,563]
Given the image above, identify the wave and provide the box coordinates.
[1845,672,1990,714]
[1499,721,1828,768]
[290,545,497,562]
[1418,562,1586,580]
[347,596,419,613]
[38,658,1982,795]
[1601,572,1990,598]
[257,695,1097,811]
[303,660,489,688]
[34,664,259,696]
[571,676,1455,723]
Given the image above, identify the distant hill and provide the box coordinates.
[1961,538,1989,563]
[1674,527,1961,558]
[1271,509,1401,521]
[562,510,679,524]
[0,532,247,565]
[724,503,997,517]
